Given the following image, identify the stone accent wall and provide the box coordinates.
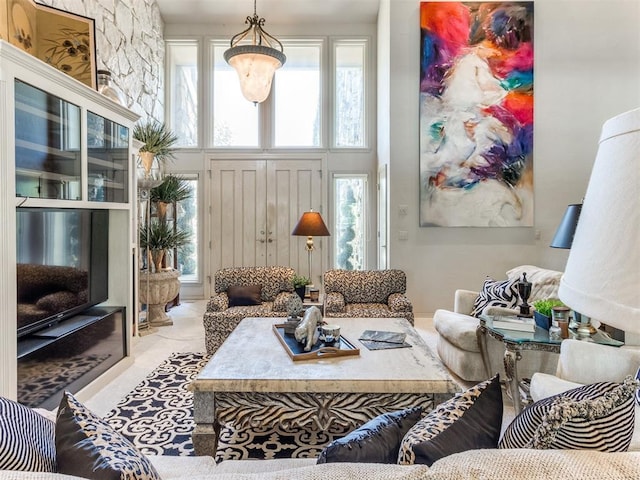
[38,0,164,122]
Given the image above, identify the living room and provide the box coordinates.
[1,0,639,478]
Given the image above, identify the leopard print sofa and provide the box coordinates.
[202,266,297,354]
[323,269,414,325]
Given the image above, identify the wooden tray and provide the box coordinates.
[273,324,360,361]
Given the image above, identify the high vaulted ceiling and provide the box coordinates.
[155,0,380,25]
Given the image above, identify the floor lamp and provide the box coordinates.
[292,211,331,289]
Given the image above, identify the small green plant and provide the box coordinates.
[150,175,192,204]
[133,120,178,162]
[533,298,565,317]
[292,275,311,288]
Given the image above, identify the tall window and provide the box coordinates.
[166,40,198,147]
[274,41,322,147]
[176,175,199,282]
[211,42,259,147]
[334,40,366,148]
[334,175,367,270]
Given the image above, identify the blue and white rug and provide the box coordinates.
[104,352,210,456]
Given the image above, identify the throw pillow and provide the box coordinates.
[56,391,161,480]
[635,366,640,406]
[500,377,637,451]
[317,407,423,464]
[0,396,56,472]
[227,285,262,307]
[470,277,519,317]
[397,375,503,466]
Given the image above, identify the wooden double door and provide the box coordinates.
[210,159,326,286]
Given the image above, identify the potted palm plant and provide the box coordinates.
[133,120,178,175]
[149,175,192,223]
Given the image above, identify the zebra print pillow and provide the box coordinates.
[470,277,519,317]
[500,378,637,451]
[0,396,56,472]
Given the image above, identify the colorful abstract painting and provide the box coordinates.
[419,2,534,227]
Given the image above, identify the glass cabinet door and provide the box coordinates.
[14,80,81,200]
[87,111,129,203]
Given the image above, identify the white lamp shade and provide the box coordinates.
[558,107,640,333]
[226,46,284,103]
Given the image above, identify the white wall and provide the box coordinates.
[384,0,640,316]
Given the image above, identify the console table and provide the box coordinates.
[191,316,460,458]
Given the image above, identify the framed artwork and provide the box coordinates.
[4,0,36,53]
[419,2,534,227]
[0,0,96,89]
[35,2,97,89]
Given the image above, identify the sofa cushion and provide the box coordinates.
[470,277,519,317]
[398,375,503,465]
[317,407,423,464]
[0,397,56,472]
[227,285,262,307]
[56,392,161,480]
[214,266,294,301]
[500,378,637,451]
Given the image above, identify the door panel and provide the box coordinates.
[211,159,323,284]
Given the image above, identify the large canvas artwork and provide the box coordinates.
[419,2,534,227]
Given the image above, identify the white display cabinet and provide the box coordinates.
[0,40,139,402]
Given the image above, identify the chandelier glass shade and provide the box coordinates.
[224,1,286,104]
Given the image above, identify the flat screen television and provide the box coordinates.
[16,208,109,338]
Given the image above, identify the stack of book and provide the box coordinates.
[490,315,536,332]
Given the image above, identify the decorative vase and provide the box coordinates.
[139,151,156,176]
[533,311,551,330]
[97,69,126,105]
[150,249,165,273]
[139,269,180,327]
[295,286,306,301]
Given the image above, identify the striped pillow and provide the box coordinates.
[500,378,637,451]
[470,277,519,317]
[0,396,56,471]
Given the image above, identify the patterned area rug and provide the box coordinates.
[104,352,210,456]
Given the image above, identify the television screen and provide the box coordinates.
[16,208,109,338]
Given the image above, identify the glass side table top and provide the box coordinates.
[479,314,623,347]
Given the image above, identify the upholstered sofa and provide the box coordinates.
[202,266,298,354]
[323,269,414,325]
[433,265,563,382]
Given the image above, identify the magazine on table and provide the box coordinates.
[359,330,412,350]
[490,315,536,333]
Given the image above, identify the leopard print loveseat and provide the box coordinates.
[323,269,414,325]
[202,266,297,354]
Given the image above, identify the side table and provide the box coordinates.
[476,314,623,412]
[303,298,324,315]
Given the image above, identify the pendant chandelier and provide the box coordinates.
[224,0,286,104]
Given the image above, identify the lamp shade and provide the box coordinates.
[558,107,640,333]
[224,45,285,104]
[292,211,331,237]
[550,203,582,249]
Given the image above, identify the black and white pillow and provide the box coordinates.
[56,391,161,480]
[500,378,637,451]
[317,407,423,464]
[470,277,519,317]
[397,375,503,466]
[0,396,56,472]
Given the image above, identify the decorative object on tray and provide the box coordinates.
[294,306,322,351]
[517,272,532,317]
[273,323,359,361]
[319,324,340,344]
[489,315,536,333]
[283,295,304,334]
[359,330,412,350]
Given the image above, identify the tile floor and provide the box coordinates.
[81,300,513,429]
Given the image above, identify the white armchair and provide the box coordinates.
[433,265,562,382]
[530,339,640,451]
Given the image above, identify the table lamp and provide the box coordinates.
[558,107,640,338]
[550,203,582,249]
[292,211,331,288]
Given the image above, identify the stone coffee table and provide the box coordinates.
[191,316,460,457]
